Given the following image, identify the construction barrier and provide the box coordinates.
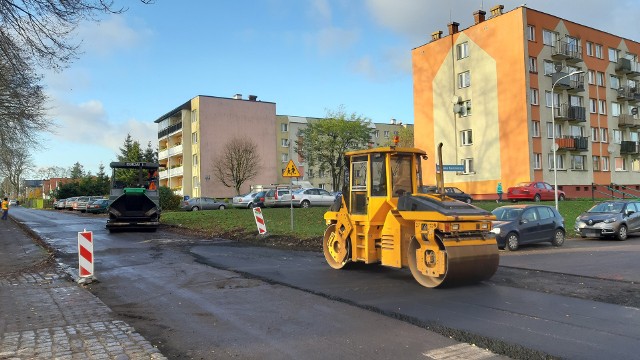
[77,230,94,278]
[252,207,267,235]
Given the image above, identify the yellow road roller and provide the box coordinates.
[323,144,498,288]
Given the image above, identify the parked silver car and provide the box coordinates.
[575,200,640,240]
[282,188,335,208]
[181,197,227,211]
[263,188,292,208]
[232,192,258,209]
[76,196,104,212]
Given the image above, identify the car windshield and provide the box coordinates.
[516,182,532,187]
[293,189,305,194]
[588,202,624,213]
[492,207,523,221]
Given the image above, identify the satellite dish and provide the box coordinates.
[451,95,461,104]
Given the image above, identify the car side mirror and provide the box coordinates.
[627,210,635,216]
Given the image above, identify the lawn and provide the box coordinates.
[161,199,601,239]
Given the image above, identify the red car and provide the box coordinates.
[507,181,565,202]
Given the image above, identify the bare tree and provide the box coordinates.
[33,165,70,179]
[0,143,34,197]
[212,137,261,195]
[0,0,154,72]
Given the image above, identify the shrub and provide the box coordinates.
[159,186,182,210]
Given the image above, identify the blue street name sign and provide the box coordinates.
[436,164,465,172]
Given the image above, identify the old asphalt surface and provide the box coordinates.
[0,213,166,360]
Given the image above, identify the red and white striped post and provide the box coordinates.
[252,207,268,235]
[77,230,94,279]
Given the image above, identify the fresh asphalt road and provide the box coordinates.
[10,207,640,359]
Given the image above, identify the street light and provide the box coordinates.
[551,69,584,210]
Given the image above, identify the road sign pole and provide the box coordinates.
[290,180,294,230]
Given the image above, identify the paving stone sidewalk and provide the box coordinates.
[0,216,166,360]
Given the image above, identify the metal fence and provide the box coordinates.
[590,183,640,200]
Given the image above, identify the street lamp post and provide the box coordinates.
[551,70,585,210]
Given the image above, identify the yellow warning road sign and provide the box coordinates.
[282,160,301,177]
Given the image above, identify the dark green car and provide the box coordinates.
[86,199,109,214]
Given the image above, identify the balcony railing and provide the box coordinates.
[616,86,640,101]
[554,103,586,122]
[555,136,588,151]
[158,122,182,138]
[168,144,183,157]
[552,72,585,92]
[620,141,640,155]
[618,114,639,128]
[552,41,583,63]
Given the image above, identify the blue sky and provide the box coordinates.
[33,0,640,175]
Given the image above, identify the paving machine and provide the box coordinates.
[323,144,498,288]
[106,162,161,232]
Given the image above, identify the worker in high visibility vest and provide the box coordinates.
[1,197,8,220]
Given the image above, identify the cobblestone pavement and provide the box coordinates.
[0,217,166,359]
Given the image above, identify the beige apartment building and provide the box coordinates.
[413,4,640,199]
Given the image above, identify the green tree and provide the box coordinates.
[95,163,110,195]
[159,186,182,210]
[380,126,414,147]
[115,134,144,185]
[296,106,372,191]
[69,162,85,179]
[143,141,157,163]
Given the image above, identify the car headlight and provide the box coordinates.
[604,217,617,223]
[490,227,501,235]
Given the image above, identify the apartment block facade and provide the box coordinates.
[413,5,640,199]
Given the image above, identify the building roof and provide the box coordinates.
[154,95,277,123]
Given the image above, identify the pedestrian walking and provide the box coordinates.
[496,182,503,203]
[1,197,8,220]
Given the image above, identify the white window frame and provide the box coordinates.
[531,88,539,105]
[589,98,597,113]
[456,42,469,59]
[527,25,535,41]
[609,48,619,62]
[192,154,198,166]
[598,100,607,115]
[591,127,599,142]
[191,132,198,144]
[532,121,540,137]
[613,129,623,144]
[614,157,627,171]
[460,129,473,146]
[458,71,471,88]
[548,153,565,170]
[592,156,600,171]
[462,158,474,174]
[610,75,620,89]
[533,153,542,169]
[281,139,290,147]
[281,123,288,132]
[546,122,562,139]
[602,156,610,171]
[600,128,608,143]
[191,110,198,123]
[529,57,537,72]
[612,102,622,117]
[587,70,595,84]
[570,155,586,170]
[586,41,593,57]
[595,44,603,59]
[543,60,555,76]
[281,153,288,163]
[543,29,558,46]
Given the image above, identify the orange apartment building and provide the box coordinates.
[413,4,640,199]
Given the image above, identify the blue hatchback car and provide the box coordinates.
[490,204,565,251]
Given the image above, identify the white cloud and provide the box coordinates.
[310,0,332,23]
[74,15,153,57]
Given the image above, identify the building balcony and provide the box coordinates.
[552,72,585,92]
[615,58,640,78]
[618,114,640,128]
[168,144,183,157]
[158,122,182,138]
[616,86,640,102]
[554,104,586,122]
[168,166,183,177]
[551,41,583,63]
[159,169,168,179]
[555,136,589,151]
[158,148,168,160]
[620,141,640,155]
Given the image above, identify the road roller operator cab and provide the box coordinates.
[323,144,499,288]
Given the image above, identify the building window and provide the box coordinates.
[588,98,597,113]
[587,70,595,84]
[193,176,199,188]
[545,91,560,108]
[462,158,474,174]
[615,157,627,171]
[191,132,198,144]
[319,170,325,178]
[458,71,471,88]
[609,48,619,62]
[596,72,605,86]
[460,129,473,145]
[595,44,603,59]
[192,154,198,166]
[586,41,593,57]
[600,128,608,143]
[281,153,288,162]
[591,127,599,142]
[529,57,537,72]
[569,125,584,137]
[459,100,472,117]
[530,88,539,105]
[610,75,620,89]
[307,169,314,178]
[598,100,607,115]
[613,129,623,144]
[456,42,469,59]
[281,123,288,132]
[546,122,562,138]
[548,154,565,170]
[571,155,586,170]
[281,139,289,147]
[191,110,198,123]
[527,25,535,41]
[532,121,540,137]
[612,102,621,117]
[533,153,542,169]
[592,156,600,171]
[383,130,389,138]
[374,130,379,138]
[543,60,555,76]
[602,157,610,171]
[542,29,557,46]
[632,159,640,172]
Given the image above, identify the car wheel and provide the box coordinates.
[247,202,253,209]
[552,229,565,246]
[617,224,628,241]
[191,206,199,211]
[558,194,565,201]
[534,194,541,202]
[219,205,225,210]
[465,198,472,204]
[506,232,519,251]
[301,200,311,208]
